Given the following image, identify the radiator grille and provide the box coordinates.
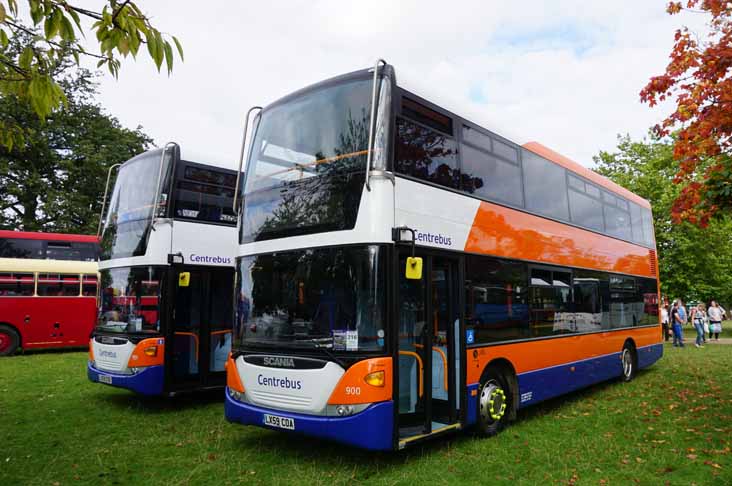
[649,250,657,275]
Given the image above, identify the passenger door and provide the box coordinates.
[166,267,233,392]
[396,252,461,442]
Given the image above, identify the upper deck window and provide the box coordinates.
[522,150,570,221]
[395,117,460,190]
[173,164,238,226]
[402,98,453,135]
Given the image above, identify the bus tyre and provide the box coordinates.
[0,325,20,356]
[621,342,637,382]
[477,368,512,437]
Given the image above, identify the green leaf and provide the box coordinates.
[0,3,6,23]
[0,29,8,48]
[19,46,34,70]
[172,36,184,62]
[163,41,173,74]
[60,15,75,42]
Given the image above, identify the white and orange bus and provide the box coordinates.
[0,259,98,355]
[87,145,238,396]
[224,62,662,450]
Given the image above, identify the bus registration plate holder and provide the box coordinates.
[263,414,295,430]
[99,375,113,385]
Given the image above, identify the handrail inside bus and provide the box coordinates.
[97,163,122,237]
[233,106,263,214]
[174,331,199,360]
[413,343,448,391]
[365,58,387,192]
[398,350,423,397]
[250,149,370,182]
[150,142,177,232]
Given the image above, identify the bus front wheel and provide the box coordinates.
[0,325,20,356]
[477,367,513,436]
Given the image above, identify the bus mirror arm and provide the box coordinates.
[150,142,178,233]
[365,58,387,192]
[233,106,263,215]
[97,163,122,238]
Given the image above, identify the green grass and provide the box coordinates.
[1,346,731,485]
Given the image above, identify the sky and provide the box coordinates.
[79,1,709,171]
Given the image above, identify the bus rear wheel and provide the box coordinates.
[0,325,20,356]
[621,342,637,382]
[477,367,513,436]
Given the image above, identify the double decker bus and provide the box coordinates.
[0,230,100,261]
[87,144,238,396]
[224,62,662,450]
[0,259,98,355]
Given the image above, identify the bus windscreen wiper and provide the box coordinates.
[294,337,346,368]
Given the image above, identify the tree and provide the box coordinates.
[0,0,181,148]
[640,1,732,227]
[0,37,152,234]
[595,134,732,305]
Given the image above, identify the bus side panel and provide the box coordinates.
[464,326,662,416]
[0,297,26,344]
[21,297,96,349]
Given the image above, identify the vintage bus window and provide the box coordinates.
[395,117,460,190]
[522,150,570,221]
[82,275,98,297]
[236,245,385,352]
[0,238,43,258]
[241,78,372,243]
[569,188,604,232]
[464,256,529,344]
[0,272,34,296]
[97,267,163,334]
[460,143,523,207]
[37,273,80,296]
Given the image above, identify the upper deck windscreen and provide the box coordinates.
[240,77,373,243]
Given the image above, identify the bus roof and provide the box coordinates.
[395,66,652,210]
[0,258,98,274]
[0,230,99,243]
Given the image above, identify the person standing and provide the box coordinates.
[671,300,685,347]
[661,297,670,342]
[691,303,706,348]
[708,300,725,341]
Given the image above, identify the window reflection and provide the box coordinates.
[395,117,460,189]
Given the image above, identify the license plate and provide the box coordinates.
[263,414,295,430]
[99,375,113,385]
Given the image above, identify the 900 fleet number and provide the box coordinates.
[345,386,361,395]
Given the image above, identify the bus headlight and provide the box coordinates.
[228,388,245,402]
[325,403,371,417]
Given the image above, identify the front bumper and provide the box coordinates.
[224,388,394,451]
[87,361,165,396]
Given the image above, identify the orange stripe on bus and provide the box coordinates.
[465,201,654,277]
[327,357,392,405]
[465,326,661,384]
[226,353,245,393]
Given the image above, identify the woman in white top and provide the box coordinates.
[660,298,670,342]
[708,301,725,341]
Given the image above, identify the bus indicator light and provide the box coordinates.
[144,346,158,357]
[364,370,385,387]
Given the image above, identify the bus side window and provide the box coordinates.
[0,272,34,296]
[82,275,98,297]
